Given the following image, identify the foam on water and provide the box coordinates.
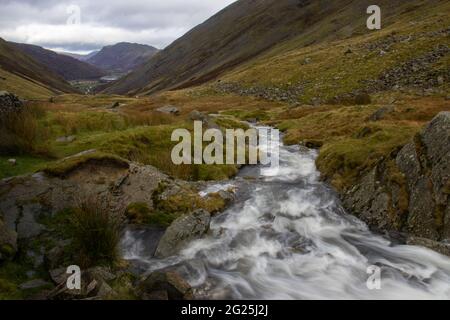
[122,127,450,299]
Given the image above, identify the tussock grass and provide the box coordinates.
[68,198,121,268]
[0,103,49,156]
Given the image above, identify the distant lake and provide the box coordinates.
[100,75,120,82]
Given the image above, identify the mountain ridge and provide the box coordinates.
[11,42,106,81]
[87,42,159,73]
[0,38,78,96]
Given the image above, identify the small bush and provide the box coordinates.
[68,199,121,268]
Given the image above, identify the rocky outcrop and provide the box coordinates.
[343,112,450,252]
[0,91,23,117]
[155,209,211,258]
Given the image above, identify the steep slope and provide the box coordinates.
[87,42,159,73]
[104,0,442,96]
[11,43,106,81]
[0,38,77,95]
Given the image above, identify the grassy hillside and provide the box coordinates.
[11,42,106,81]
[103,0,447,96]
[0,68,57,100]
[0,38,78,97]
[214,0,449,103]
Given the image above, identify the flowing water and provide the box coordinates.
[122,127,450,300]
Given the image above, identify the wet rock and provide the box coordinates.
[137,270,194,300]
[407,237,450,257]
[155,209,211,258]
[343,112,450,248]
[157,105,179,115]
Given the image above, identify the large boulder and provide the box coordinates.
[155,209,211,258]
[343,112,450,248]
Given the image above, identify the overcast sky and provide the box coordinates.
[0,0,237,53]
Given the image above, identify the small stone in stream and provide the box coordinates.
[7,159,16,166]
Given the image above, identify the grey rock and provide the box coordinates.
[17,203,47,239]
[155,209,211,258]
[342,112,450,250]
[137,269,193,300]
[157,105,179,115]
[7,159,17,166]
[189,110,207,122]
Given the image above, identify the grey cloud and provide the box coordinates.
[0,0,236,52]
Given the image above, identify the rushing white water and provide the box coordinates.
[122,127,450,300]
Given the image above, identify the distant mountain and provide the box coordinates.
[87,42,159,73]
[11,43,106,81]
[59,51,99,62]
[0,38,77,96]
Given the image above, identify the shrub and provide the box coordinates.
[68,199,121,268]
